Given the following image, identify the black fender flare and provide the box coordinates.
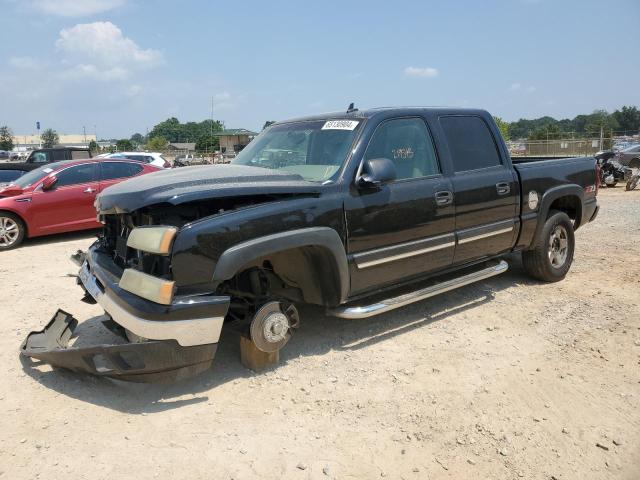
[530,184,584,245]
[212,227,349,304]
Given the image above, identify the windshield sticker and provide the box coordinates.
[322,120,360,131]
[43,168,53,173]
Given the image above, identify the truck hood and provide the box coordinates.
[96,164,322,213]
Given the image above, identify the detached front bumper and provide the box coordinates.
[20,245,231,382]
[21,310,217,382]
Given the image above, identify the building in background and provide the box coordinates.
[12,134,97,149]
[212,129,258,155]
[167,142,196,153]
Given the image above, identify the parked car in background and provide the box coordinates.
[0,162,41,187]
[615,144,640,168]
[105,151,170,169]
[0,159,161,250]
[0,151,9,160]
[25,147,92,164]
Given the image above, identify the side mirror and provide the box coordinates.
[42,175,58,191]
[357,158,397,188]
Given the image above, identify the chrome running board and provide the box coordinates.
[329,260,508,319]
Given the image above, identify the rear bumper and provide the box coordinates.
[81,244,229,347]
[582,198,599,225]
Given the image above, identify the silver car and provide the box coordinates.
[615,144,640,168]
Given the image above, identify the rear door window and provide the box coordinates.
[30,151,50,163]
[440,116,502,172]
[55,163,97,187]
[100,162,143,180]
[51,150,68,161]
[71,150,91,160]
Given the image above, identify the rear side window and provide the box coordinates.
[71,150,91,160]
[51,150,67,161]
[100,162,143,181]
[440,116,502,172]
[55,164,97,187]
[364,117,440,180]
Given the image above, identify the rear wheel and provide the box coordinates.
[522,210,575,282]
[0,213,26,251]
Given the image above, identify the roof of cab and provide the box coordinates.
[273,106,490,125]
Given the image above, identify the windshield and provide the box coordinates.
[10,162,70,188]
[231,119,362,182]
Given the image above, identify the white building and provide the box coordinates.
[12,134,97,149]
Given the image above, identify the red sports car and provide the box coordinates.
[0,159,161,250]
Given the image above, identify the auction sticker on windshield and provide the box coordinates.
[322,120,360,130]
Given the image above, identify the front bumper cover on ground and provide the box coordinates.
[21,309,217,382]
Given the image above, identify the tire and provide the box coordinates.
[522,210,575,282]
[626,175,639,191]
[0,212,26,251]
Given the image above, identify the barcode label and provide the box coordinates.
[322,120,360,131]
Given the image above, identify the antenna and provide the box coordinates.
[347,102,358,113]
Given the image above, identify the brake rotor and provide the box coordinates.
[250,302,299,353]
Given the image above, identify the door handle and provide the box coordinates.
[435,190,453,206]
[496,182,510,195]
[83,187,96,194]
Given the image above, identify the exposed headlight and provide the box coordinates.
[127,226,178,255]
[119,268,175,305]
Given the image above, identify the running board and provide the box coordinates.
[329,260,509,319]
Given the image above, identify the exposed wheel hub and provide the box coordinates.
[250,302,299,353]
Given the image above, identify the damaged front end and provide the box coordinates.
[21,310,217,383]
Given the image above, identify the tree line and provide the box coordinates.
[495,105,640,141]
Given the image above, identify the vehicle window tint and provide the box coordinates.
[0,170,24,183]
[364,118,439,180]
[51,150,67,161]
[55,164,96,187]
[100,162,143,180]
[440,116,502,172]
[71,150,90,160]
[31,152,50,163]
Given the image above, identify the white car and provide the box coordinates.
[105,152,170,169]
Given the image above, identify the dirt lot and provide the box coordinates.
[1,188,639,480]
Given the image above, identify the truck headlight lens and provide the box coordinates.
[127,226,177,255]
[119,269,175,305]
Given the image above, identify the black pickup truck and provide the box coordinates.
[22,107,599,381]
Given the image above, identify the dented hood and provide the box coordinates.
[96,164,321,214]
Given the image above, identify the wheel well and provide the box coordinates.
[630,158,640,168]
[0,210,28,237]
[223,246,344,307]
[548,195,582,229]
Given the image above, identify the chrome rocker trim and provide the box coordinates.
[329,260,508,319]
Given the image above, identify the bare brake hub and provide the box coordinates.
[250,302,299,353]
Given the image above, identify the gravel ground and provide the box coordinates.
[1,188,639,480]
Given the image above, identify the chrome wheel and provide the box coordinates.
[548,225,568,268]
[0,216,20,248]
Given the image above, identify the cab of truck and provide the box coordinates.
[25,147,92,164]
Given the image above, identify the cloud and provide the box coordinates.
[125,84,142,97]
[510,82,536,94]
[59,63,128,81]
[23,0,126,17]
[404,66,439,78]
[56,22,163,69]
[8,56,39,69]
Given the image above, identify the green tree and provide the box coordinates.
[147,136,168,150]
[41,129,59,148]
[529,123,561,141]
[0,126,13,151]
[116,139,133,151]
[584,110,618,138]
[148,117,223,143]
[612,106,640,134]
[88,140,98,153]
[130,133,145,145]
[493,116,510,141]
[262,121,276,130]
[195,135,220,152]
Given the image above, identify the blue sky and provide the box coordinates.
[1,0,639,138]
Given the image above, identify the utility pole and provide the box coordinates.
[83,126,87,145]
